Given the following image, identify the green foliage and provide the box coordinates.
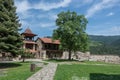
[90,41,102,47]
[19,49,34,62]
[53,11,89,60]
[0,0,22,55]
[89,35,120,55]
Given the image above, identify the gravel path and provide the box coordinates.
[27,63,57,80]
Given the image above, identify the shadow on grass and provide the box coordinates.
[46,59,78,62]
[19,61,31,63]
[90,73,120,80]
[0,63,22,69]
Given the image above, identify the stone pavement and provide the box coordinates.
[27,63,57,80]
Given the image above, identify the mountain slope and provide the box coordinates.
[89,35,120,45]
[89,35,120,55]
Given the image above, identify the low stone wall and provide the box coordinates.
[62,51,90,60]
[89,55,120,64]
[74,52,120,64]
[73,52,90,61]
[0,57,13,61]
[62,51,120,64]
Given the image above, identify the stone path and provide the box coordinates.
[27,63,57,80]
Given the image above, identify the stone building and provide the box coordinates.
[36,37,63,59]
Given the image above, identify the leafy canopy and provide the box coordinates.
[53,11,89,52]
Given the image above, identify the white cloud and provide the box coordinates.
[15,0,70,24]
[15,0,30,13]
[20,20,29,27]
[39,22,55,28]
[37,12,58,20]
[107,12,114,16]
[15,0,71,13]
[82,0,93,4]
[91,26,120,36]
[109,26,120,33]
[86,0,120,18]
[72,0,93,8]
[33,0,71,11]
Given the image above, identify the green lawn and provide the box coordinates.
[44,59,78,63]
[54,62,120,80]
[0,62,41,80]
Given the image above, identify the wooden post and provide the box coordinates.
[30,63,36,72]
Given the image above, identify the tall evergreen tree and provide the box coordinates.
[0,0,22,56]
[53,11,89,60]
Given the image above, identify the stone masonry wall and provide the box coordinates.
[89,55,120,64]
[62,51,120,64]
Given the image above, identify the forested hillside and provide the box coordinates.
[89,35,120,55]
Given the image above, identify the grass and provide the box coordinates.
[0,62,41,80]
[46,59,119,65]
[54,62,120,80]
[44,59,78,63]
[81,61,118,65]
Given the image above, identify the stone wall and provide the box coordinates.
[61,51,69,59]
[62,51,90,60]
[73,51,90,61]
[62,51,120,64]
[89,55,120,64]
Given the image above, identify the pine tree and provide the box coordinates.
[0,0,22,56]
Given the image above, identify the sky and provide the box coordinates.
[14,0,120,37]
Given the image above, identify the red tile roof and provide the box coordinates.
[39,38,60,44]
[24,28,33,34]
[22,28,37,36]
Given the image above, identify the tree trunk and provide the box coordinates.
[22,56,25,62]
[68,50,72,60]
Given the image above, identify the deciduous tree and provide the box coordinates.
[53,11,89,60]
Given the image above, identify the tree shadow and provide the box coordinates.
[0,63,22,69]
[47,59,78,62]
[90,73,120,80]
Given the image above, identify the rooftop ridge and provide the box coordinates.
[24,27,33,34]
[39,37,60,44]
[22,27,37,36]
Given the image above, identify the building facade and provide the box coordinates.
[36,37,63,59]
[21,28,63,59]
[21,28,37,55]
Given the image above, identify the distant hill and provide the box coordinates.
[111,39,120,47]
[89,35,120,45]
[89,35,120,55]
